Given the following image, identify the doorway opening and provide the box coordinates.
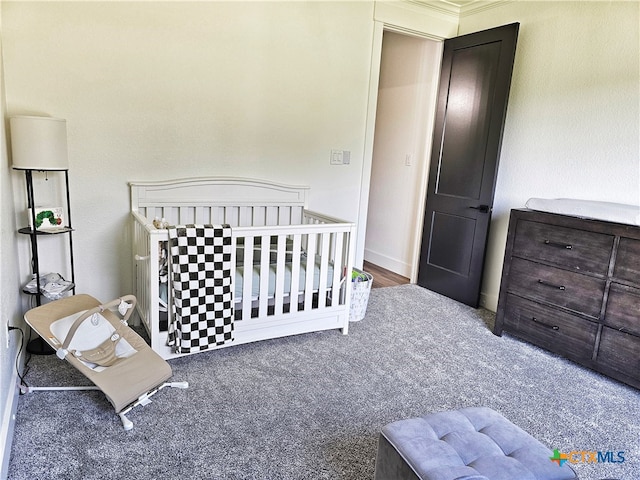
[364,30,442,282]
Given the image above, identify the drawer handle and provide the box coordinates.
[532,317,560,331]
[544,239,573,250]
[537,279,566,291]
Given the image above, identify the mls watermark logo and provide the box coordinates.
[550,448,625,465]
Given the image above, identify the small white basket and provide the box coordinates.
[349,269,373,322]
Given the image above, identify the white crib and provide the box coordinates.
[130,177,356,359]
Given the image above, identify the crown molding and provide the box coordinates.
[404,0,511,18]
[459,0,513,17]
[375,1,459,39]
[405,0,461,17]
[374,0,512,39]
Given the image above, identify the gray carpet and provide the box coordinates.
[7,285,639,479]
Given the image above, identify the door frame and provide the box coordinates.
[357,19,448,282]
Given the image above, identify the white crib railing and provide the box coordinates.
[138,204,306,228]
[131,208,355,359]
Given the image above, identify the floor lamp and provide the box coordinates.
[11,115,72,355]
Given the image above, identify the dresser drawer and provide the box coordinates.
[603,282,640,336]
[597,327,640,376]
[503,295,597,360]
[496,209,640,389]
[512,220,613,275]
[508,257,605,317]
[613,237,640,285]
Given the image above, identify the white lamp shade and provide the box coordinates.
[10,115,69,170]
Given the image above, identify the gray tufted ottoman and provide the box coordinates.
[374,407,578,480]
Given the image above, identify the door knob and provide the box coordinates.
[469,204,490,213]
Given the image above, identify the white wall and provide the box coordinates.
[365,31,441,277]
[1,1,376,302]
[0,16,25,477]
[458,1,640,310]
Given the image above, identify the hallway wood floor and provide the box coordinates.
[363,261,410,289]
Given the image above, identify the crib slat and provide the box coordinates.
[258,235,270,316]
[133,218,150,326]
[161,207,170,225]
[242,236,254,319]
[193,206,202,224]
[289,234,302,314]
[253,206,265,226]
[273,235,287,315]
[277,207,289,226]
[150,236,163,352]
[209,206,219,224]
[330,232,345,306]
[265,206,277,226]
[222,206,235,227]
[317,232,330,310]
[239,207,249,227]
[230,234,237,318]
[303,233,316,311]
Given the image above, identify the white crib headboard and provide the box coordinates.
[129,177,310,227]
[130,177,309,210]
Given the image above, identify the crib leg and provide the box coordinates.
[341,315,349,335]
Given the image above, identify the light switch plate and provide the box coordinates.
[330,150,343,165]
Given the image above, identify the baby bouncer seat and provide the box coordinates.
[23,294,187,430]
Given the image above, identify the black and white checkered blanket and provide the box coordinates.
[167,224,234,354]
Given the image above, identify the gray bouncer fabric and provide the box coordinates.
[24,294,186,430]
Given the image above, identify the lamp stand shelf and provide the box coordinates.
[18,169,76,355]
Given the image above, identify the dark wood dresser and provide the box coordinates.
[494,208,640,389]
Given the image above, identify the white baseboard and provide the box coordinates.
[479,291,498,312]
[363,249,412,278]
[364,248,499,311]
[1,365,20,480]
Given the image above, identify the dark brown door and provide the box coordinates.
[417,23,519,307]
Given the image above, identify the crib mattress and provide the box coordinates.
[158,248,336,328]
[160,239,335,303]
[235,253,335,301]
